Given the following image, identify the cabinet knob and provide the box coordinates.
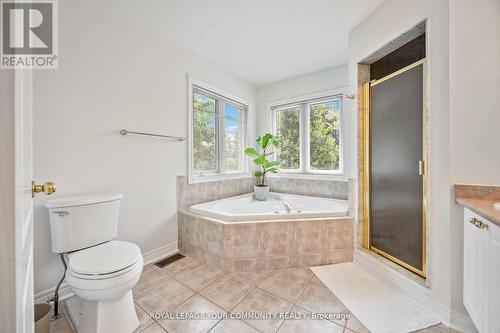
[469,217,488,229]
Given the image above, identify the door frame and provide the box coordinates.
[361,59,428,278]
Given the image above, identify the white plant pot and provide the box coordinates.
[254,185,270,201]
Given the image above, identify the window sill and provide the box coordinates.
[188,172,251,184]
[268,172,346,181]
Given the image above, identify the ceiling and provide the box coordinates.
[119,0,385,86]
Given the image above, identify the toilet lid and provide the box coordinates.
[69,240,142,275]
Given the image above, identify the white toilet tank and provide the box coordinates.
[45,193,124,253]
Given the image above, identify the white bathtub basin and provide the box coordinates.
[190,192,349,222]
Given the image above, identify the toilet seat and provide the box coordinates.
[65,243,143,302]
[68,240,141,280]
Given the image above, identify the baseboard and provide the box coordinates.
[354,249,476,333]
[450,310,477,333]
[142,242,179,265]
[34,242,179,304]
[34,283,74,304]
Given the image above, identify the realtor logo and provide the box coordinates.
[1,0,58,69]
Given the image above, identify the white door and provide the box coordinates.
[0,69,53,331]
[15,70,35,333]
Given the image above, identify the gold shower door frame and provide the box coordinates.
[360,59,427,278]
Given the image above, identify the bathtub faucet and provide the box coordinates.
[282,201,292,213]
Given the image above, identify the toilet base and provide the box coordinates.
[66,291,139,333]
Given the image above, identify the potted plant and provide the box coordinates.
[245,133,280,201]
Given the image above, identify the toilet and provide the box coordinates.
[45,193,143,333]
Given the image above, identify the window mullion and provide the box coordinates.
[302,103,309,173]
[217,99,224,174]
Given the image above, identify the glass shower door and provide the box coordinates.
[369,61,425,276]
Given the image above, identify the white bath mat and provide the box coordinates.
[311,262,439,333]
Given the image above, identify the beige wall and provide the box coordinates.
[351,0,500,330]
[449,0,500,326]
[32,0,257,296]
[349,0,454,324]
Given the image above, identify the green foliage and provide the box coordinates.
[276,108,300,169]
[193,93,216,171]
[245,133,280,186]
[309,103,340,170]
[276,103,340,172]
[192,93,243,172]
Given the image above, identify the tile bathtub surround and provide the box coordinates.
[178,212,354,272]
[176,175,352,212]
[266,177,349,200]
[177,176,254,211]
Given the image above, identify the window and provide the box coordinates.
[271,94,343,175]
[190,80,248,182]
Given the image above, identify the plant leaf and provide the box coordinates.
[260,133,273,149]
[267,167,279,173]
[261,160,272,169]
[253,157,264,165]
[244,147,260,159]
[270,137,280,148]
[254,171,263,177]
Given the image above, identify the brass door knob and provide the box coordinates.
[32,181,56,197]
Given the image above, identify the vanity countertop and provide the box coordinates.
[456,197,500,227]
[454,184,500,228]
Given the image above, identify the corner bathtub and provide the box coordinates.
[180,192,353,272]
[190,192,349,222]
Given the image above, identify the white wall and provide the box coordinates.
[449,0,500,325]
[32,0,257,296]
[349,0,455,324]
[449,0,500,184]
[257,65,354,178]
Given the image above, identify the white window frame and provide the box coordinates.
[269,88,346,178]
[188,75,250,184]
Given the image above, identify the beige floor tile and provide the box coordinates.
[134,304,155,332]
[136,278,195,314]
[309,275,326,286]
[258,267,313,303]
[142,263,156,272]
[199,274,253,311]
[232,288,293,333]
[159,294,225,333]
[278,305,344,333]
[231,269,273,286]
[48,313,74,333]
[412,324,457,333]
[162,256,202,277]
[139,322,167,333]
[174,264,224,291]
[345,314,370,333]
[133,266,171,300]
[210,319,260,333]
[296,282,349,327]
